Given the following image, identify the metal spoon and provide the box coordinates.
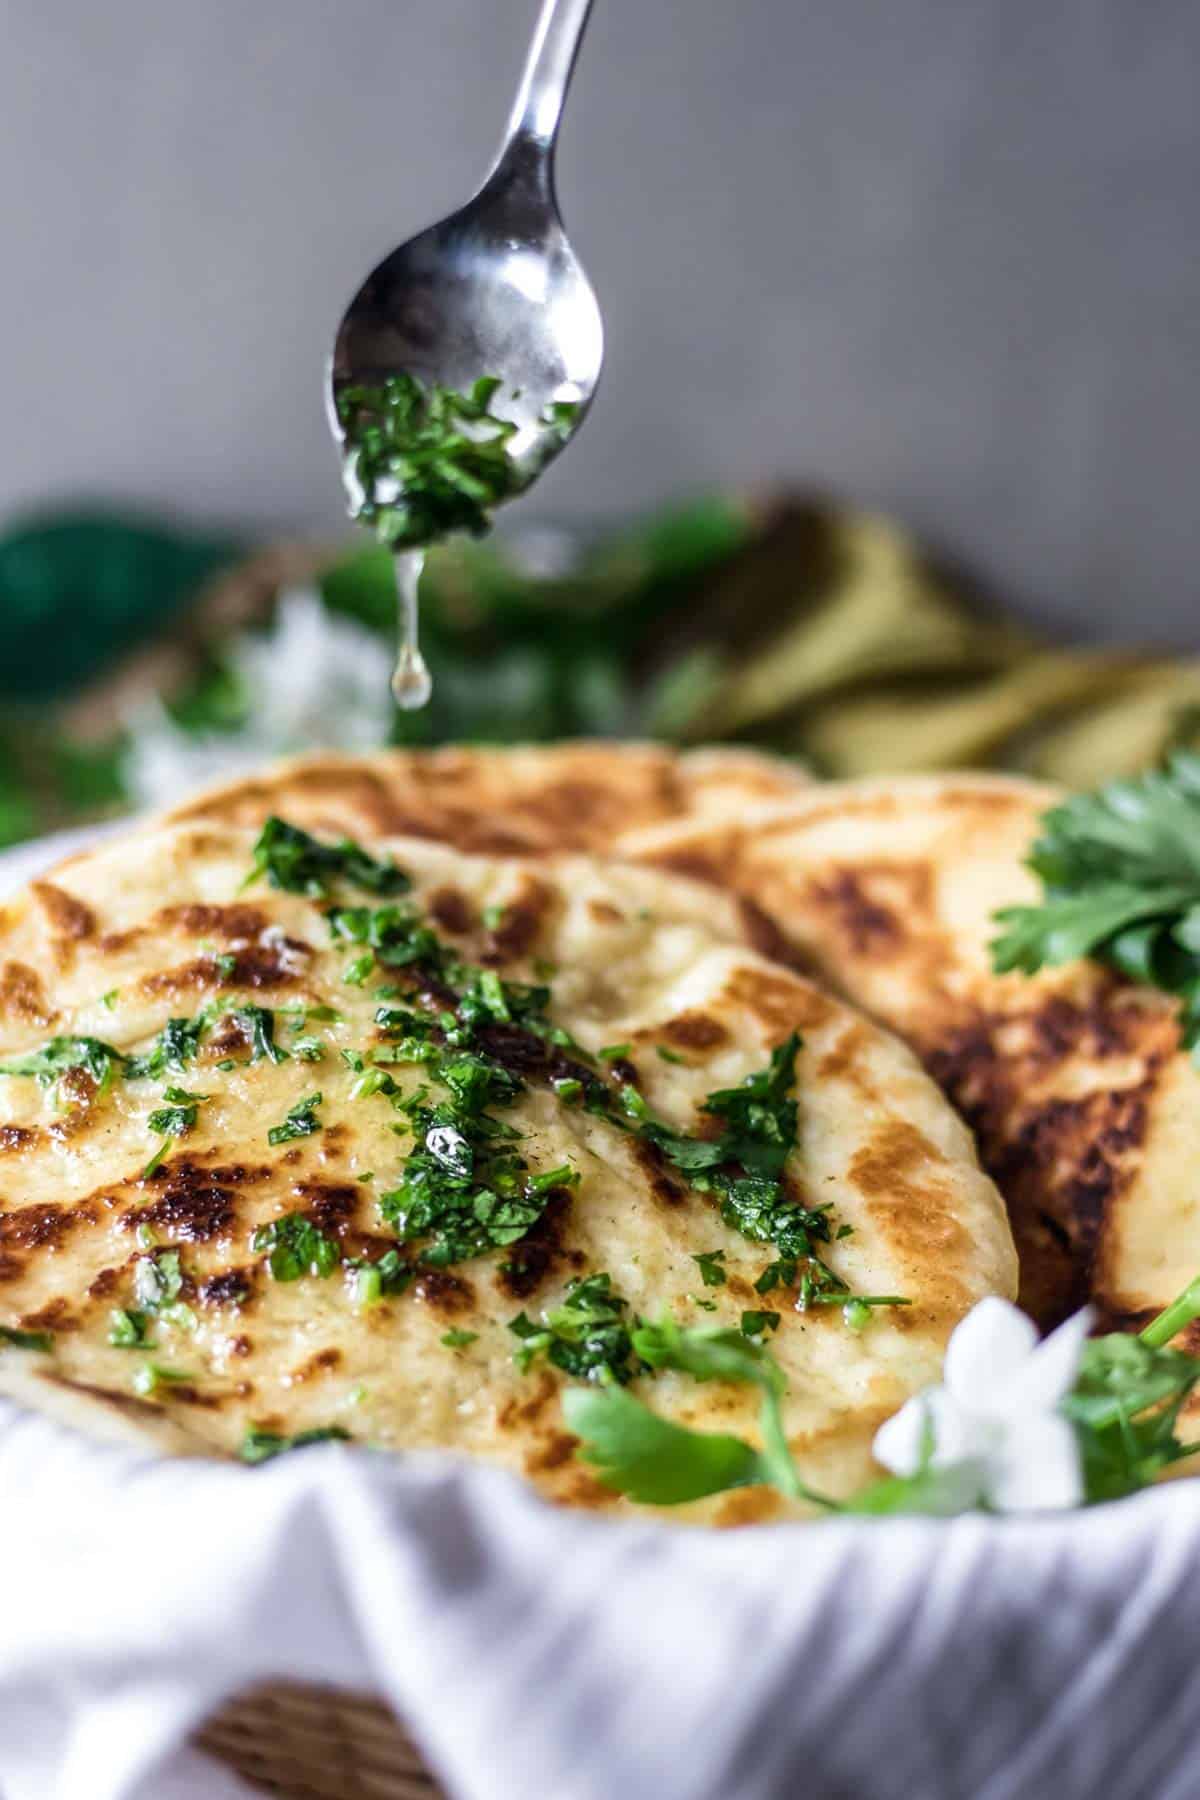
[327,0,603,492]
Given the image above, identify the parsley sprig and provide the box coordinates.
[564,1277,1200,1514]
[992,753,1200,1048]
[564,1318,832,1508]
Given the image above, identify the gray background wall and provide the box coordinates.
[3,1,1199,641]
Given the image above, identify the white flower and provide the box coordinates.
[123,589,394,810]
[872,1296,1093,1513]
[121,702,275,810]
[229,588,393,755]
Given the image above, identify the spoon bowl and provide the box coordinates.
[328,0,602,493]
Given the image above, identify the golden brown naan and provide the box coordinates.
[624,773,1200,1336]
[0,814,1013,1521]
[165,741,813,856]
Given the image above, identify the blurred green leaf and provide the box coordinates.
[0,511,241,702]
[52,738,126,816]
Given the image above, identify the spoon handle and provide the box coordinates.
[504,0,595,155]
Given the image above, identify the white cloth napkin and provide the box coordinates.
[4,1404,1200,1800]
[5,826,1200,1800]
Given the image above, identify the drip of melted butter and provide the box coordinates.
[391,550,432,710]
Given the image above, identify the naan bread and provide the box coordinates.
[165,742,813,855]
[0,815,1012,1522]
[151,745,1185,1336]
[625,773,1199,1335]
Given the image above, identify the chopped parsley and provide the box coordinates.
[692,1250,727,1288]
[252,1214,340,1282]
[231,1005,289,1065]
[336,373,524,548]
[345,1248,412,1308]
[699,1032,801,1175]
[267,1091,324,1146]
[441,1328,479,1350]
[132,1362,193,1396]
[126,1001,286,1082]
[240,1425,351,1464]
[509,1273,640,1384]
[124,1251,193,1334]
[245,816,409,899]
[324,905,591,1270]
[618,1038,904,1319]
[134,1249,183,1309]
[126,1014,207,1080]
[143,1086,209,1176]
[540,398,581,447]
[0,1035,126,1094]
[148,1086,207,1135]
[343,952,375,986]
[350,1067,400,1101]
[108,1308,154,1349]
[838,1294,912,1332]
[626,1034,848,1304]
[0,1325,53,1352]
[380,1086,577,1267]
[336,900,585,1062]
[327,903,443,986]
[740,1309,781,1339]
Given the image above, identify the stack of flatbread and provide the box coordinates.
[0,741,1190,1521]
